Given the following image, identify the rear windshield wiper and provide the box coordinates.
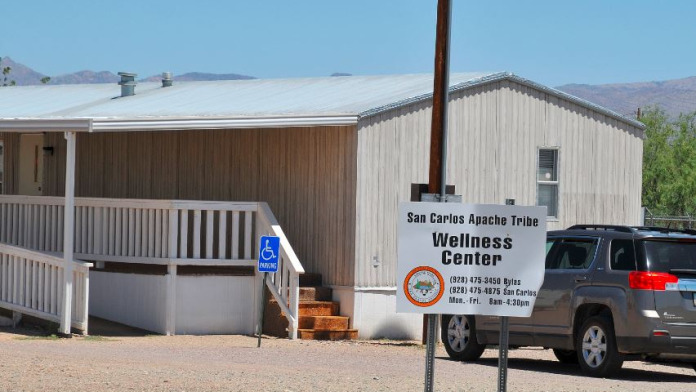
[669,269,696,276]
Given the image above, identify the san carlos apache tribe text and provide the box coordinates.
[405,212,540,267]
[406,212,540,227]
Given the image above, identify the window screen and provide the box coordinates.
[537,149,558,217]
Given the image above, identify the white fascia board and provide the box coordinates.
[0,118,92,133]
[91,115,358,132]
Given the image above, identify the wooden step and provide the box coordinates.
[298,301,339,317]
[298,329,358,340]
[299,315,349,330]
[299,286,332,301]
[299,273,322,287]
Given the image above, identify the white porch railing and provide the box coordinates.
[0,196,304,338]
[0,243,91,332]
[256,203,305,339]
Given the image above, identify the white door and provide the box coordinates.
[0,140,4,194]
[18,134,44,195]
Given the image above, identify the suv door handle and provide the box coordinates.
[574,276,588,282]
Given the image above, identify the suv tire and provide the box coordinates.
[441,314,485,361]
[552,349,578,364]
[576,316,623,377]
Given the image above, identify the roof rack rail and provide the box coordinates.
[632,226,696,235]
[566,225,634,233]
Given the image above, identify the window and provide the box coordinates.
[545,237,599,270]
[639,240,696,272]
[0,140,4,194]
[537,148,559,218]
[610,240,636,271]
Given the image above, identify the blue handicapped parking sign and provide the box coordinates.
[258,235,280,272]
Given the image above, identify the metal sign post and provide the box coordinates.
[257,271,268,348]
[498,198,514,392]
[424,313,438,391]
[498,316,510,392]
[257,235,280,348]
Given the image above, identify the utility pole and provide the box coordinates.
[424,1,452,391]
[429,0,452,197]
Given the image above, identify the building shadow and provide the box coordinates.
[87,316,153,337]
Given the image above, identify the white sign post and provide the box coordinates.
[397,202,546,316]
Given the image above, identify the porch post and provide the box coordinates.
[165,209,179,335]
[59,131,76,336]
[165,263,177,335]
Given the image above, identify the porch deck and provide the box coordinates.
[0,195,304,338]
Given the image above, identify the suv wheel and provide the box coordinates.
[576,316,623,377]
[441,314,485,361]
[552,349,578,364]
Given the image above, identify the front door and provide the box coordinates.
[18,134,44,195]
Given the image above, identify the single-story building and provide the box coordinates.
[0,72,644,339]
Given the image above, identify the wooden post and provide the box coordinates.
[59,131,76,336]
[429,0,452,196]
[424,1,452,391]
[288,271,300,339]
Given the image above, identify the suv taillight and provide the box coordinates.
[629,271,678,291]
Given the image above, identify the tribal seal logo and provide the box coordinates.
[404,266,444,307]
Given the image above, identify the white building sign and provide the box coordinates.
[396,202,546,317]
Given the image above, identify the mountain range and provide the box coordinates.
[0,57,255,86]
[2,57,695,118]
[556,77,696,119]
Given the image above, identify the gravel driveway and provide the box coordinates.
[0,325,694,392]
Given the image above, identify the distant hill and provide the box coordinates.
[141,72,255,82]
[0,57,49,85]
[0,57,255,85]
[556,77,696,119]
[52,70,120,84]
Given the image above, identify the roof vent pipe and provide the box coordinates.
[118,72,137,97]
[162,72,173,87]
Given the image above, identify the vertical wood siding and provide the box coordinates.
[354,80,644,287]
[41,127,357,287]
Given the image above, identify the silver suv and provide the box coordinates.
[441,225,696,378]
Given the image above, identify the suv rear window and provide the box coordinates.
[546,237,599,270]
[637,240,696,273]
[610,239,636,271]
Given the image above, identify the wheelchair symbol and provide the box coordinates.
[260,239,276,261]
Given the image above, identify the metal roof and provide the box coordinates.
[0,72,644,132]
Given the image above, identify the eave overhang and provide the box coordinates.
[0,115,358,133]
[0,119,92,133]
[89,115,358,132]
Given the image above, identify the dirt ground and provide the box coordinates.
[0,323,694,392]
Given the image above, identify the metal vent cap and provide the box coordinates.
[118,72,137,97]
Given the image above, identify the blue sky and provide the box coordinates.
[2,0,695,87]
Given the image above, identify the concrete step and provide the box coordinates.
[299,315,349,330]
[298,301,339,317]
[299,286,332,301]
[299,273,322,287]
[298,329,358,340]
